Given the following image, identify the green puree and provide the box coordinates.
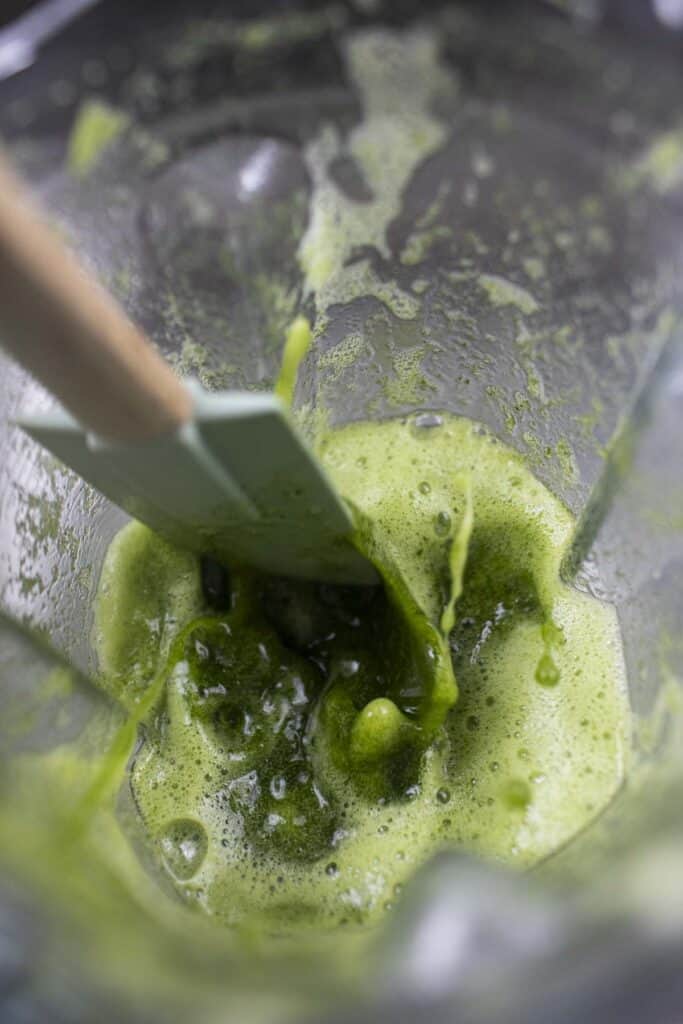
[94,413,629,932]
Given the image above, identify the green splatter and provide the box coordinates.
[523,257,545,282]
[627,129,683,194]
[167,6,348,67]
[274,317,313,407]
[440,480,473,635]
[383,348,432,406]
[556,437,578,484]
[67,100,129,177]
[479,274,539,315]
[317,333,365,385]
[298,30,455,323]
[400,224,452,266]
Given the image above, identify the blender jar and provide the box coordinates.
[1,1,683,1021]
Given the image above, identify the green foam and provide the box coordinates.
[93,412,630,934]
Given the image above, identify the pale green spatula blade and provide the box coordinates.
[19,383,378,585]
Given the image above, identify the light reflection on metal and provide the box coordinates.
[654,0,683,28]
[0,0,101,81]
[239,140,283,199]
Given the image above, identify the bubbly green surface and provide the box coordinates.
[93,412,629,934]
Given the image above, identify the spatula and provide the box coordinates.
[0,155,378,585]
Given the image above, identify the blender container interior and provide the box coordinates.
[1,1,683,1021]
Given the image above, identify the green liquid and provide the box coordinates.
[94,413,629,932]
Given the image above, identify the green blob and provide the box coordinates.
[535,652,560,687]
[67,100,129,177]
[349,698,406,766]
[502,779,532,810]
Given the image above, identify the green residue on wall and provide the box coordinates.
[19,575,43,598]
[522,430,549,469]
[128,128,169,173]
[400,224,452,266]
[579,195,603,219]
[298,30,454,324]
[67,100,129,177]
[417,180,452,228]
[317,332,365,385]
[523,257,545,282]
[479,274,539,315]
[238,6,347,51]
[400,181,453,266]
[628,128,683,194]
[552,325,574,349]
[42,666,76,701]
[576,396,605,450]
[526,369,543,400]
[484,383,519,434]
[606,334,627,370]
[167,6,348,67]
[383,347,433,406]
[556,437,578,484]
[249,274,300,352]
[167,337,206,375]
[587,224,612,253]
[168,339,237,392]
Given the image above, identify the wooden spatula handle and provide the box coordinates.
[0,154,192,442]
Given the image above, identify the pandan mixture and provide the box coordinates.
[94,411,629,932]
[62,22,634,940]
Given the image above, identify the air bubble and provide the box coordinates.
[159,819,208,881]
[409,412,444,436]
[433,510,451,536]
[270,776,287,800]
[436,787,451,804]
